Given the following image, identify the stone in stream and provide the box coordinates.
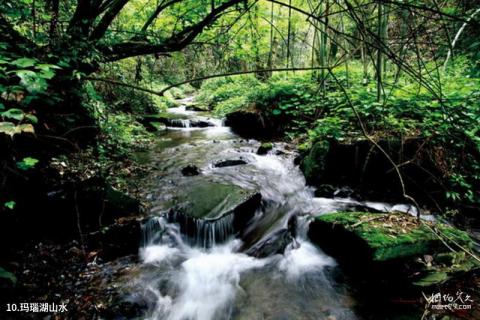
[214,159,247,168]
[139,113,215,129]
[186,104,208,112]
[245,216,298,258]
[308,211,479,288]
[245,229,293,258]
[225,110,275,138]
[314,184,336,198]
[181,164,200,176]
[165,181,261,246]
[256,142,274,155]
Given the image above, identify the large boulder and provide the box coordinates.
[165,181,261,246]
[181,164,201,176]
[139,113,215,129]
[256,142,274,155]
[308,212,479,287]
[214,159,247,168]
[300,137,454,207]
[225,110,274,138]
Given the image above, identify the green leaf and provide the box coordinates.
[0,122,16,137]
[25,114,38,124]
[0,267,16,285]
[272,109,282,116]
[14,70,48,93]
[12,57,36,68]
[1,108,24,121]
[39,69,55,80]
[17,123,35,134]
[16,157,39,171]
[4,201,16,210]
[35,64,61,71]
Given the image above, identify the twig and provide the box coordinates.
[423,221,480,263]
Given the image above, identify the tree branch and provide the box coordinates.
[89,0,129,40]
[86,66,338,96]
[102,0,244,61]
[140,0,183,32]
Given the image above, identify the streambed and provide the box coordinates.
[125,101,419,320]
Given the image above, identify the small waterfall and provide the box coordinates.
[167,119,191,128]
[194,214,235,247]
[141,217,163,246]
[166,210,237,248]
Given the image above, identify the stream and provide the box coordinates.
[127,98,418,320]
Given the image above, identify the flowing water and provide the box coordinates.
[127,100,418,320]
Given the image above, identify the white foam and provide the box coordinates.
[278,240,336,279]
[141,245,180,264]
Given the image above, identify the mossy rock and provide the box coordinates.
[300,140,330,184]
[173,181,259,220]
[309,212,473,262]
[165,181,262,246]
[257,142,273,155]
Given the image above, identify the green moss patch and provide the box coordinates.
[174,181,259,220]
[314,212,473,262]
[301,140,330,183]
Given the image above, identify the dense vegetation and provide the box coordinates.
[0,0,479,316]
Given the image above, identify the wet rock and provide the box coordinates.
[139,113,214,128]
[214,159,247,168]
[300,137,450,207]
[308,212,478,287]
[257,142,274,155]
[181,164,200,176]
[314,184,336,198]
[185,104,207,112]
[300,140,330,186]
[190,120,215,127]
[225,110,275,138]
[245,229,293,258]
[333,186,363,200]
[165,181,261,246]
[293,155,302,166]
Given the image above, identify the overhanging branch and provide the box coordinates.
[86,66,336,96]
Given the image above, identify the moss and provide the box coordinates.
[175,181,257,220]
[413,251,480,287]
[314,212,474,261]
[260,142,273,150]
[413,271,449,287]
[301,140,330,183]
[257,142,274,155]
